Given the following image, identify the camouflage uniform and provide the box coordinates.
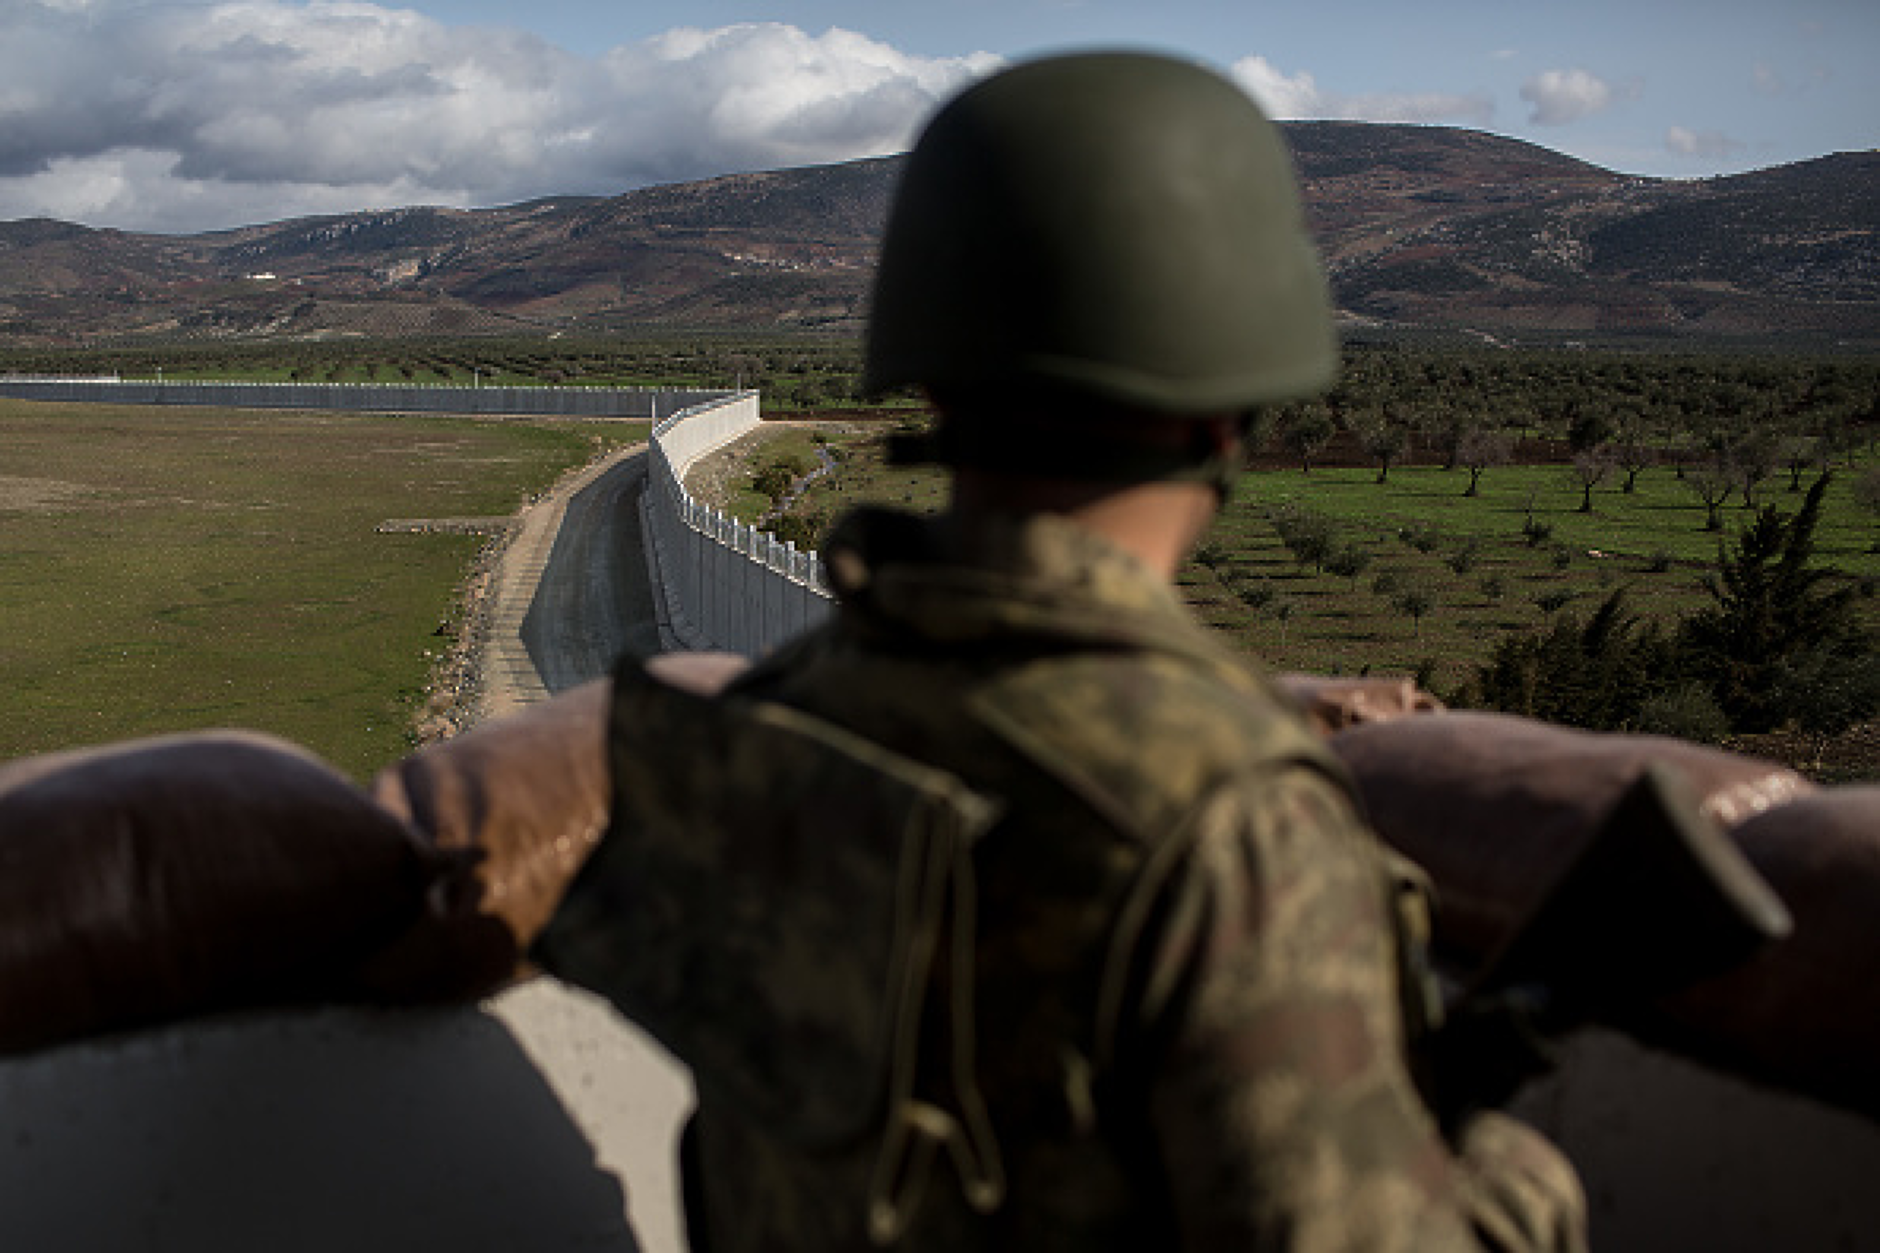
[545,504,1586,1253]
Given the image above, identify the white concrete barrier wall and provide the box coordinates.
[644,392,833,657]
[0,376,727,419]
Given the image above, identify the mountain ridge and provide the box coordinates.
[1,126,1873,348]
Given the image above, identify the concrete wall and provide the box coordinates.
[0,982,692,1253]
[642,392,833,656]
[1511,1028,1880,1250]
[0,376,725,419]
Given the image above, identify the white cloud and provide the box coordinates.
[1520,68,1617,125]
[1231,55,1325,119]
[1666,126,1747,160]
[0,5,997,232]
[1231,55,1492,127]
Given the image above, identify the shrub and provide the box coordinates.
[1231,577,1276,611]
[750,453,812,501]
[1325,544,1374,584]
[1766,646,1880,739]
[768,510,828,552]
[1391,589,1434,636]
[1633,682,1731,743]
[1270,504,1338,572]
[1470,590,1665,731]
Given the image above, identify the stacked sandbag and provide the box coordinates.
[0,730,442,1054]
[1329,711,1810,959]
[1274,672,1444,735]
[1661,786,1880,1118]
[1328,710,1880,1120]
[365,656,753,1000]
[366,679,613,999]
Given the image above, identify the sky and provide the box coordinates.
[2,0,1874,236]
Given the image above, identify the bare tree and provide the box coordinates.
[1570,446,1616,513]
[1732,433,1778,509]
[1779,434,1826,493]
[1610,417,1658,494]
[1685,456,1736,531]
[1456,428,1512,497]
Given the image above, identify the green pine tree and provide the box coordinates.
[1674,476,1869,733]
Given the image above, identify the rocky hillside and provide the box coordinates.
[1,126,1874,347]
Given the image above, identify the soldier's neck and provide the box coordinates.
[947,471,1218,582]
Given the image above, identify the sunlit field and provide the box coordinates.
[0,399,641,778]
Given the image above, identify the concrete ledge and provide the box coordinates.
[0,979,692,1253]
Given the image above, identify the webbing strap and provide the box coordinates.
[867,798,1006,1243]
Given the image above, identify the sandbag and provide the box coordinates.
[0,730,436,1054]
[1322,712,1880,1116]
[644,649,751,696]
[1274,672,1443,736]
[1328,711,1812,962]
[1660,787,1880,1119]
[366,679,615,999]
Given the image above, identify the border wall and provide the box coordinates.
[0,376,725,420]
[644,393,834,656]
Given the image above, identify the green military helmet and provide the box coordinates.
[863,50,1337,417]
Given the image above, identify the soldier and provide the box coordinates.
[536,50,1588,1251]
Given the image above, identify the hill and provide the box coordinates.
[1,126,1874,348]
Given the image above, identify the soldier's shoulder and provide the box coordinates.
[969,648,1334,841]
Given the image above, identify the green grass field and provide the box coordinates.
[0,400,643,779]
